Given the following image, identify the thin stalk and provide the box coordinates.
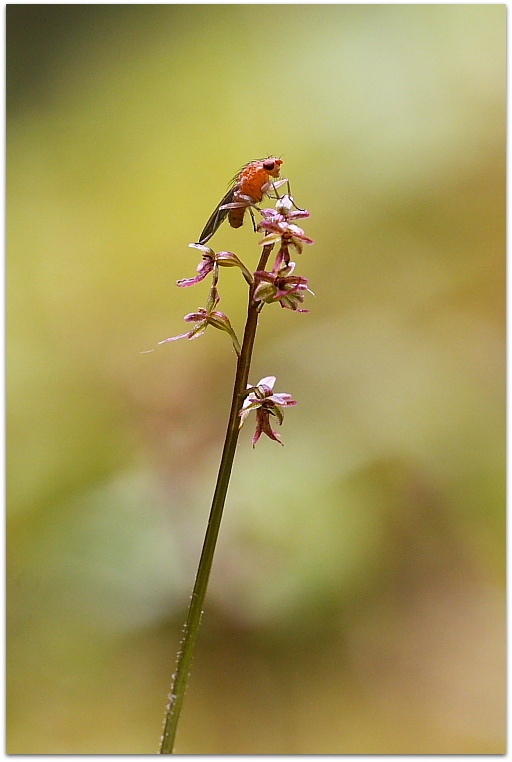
[159,244,274,754]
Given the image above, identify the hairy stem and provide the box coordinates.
[159,244,274,754]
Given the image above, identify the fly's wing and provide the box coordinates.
[197,187,236,245]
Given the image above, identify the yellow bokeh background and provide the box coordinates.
[7,5,505,754]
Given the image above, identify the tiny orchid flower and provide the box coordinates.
[177,244,253,287]
[260,193,310,223]
[176,244,216,287]
[159,286,241,355]
[253,261,312,312]
[258,194,314,268]
[239,376,297,446]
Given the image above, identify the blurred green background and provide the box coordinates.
[7,4,505,754]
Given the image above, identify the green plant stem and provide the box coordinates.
[159,244,274,754]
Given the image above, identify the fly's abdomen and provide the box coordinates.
[228,206,246,229]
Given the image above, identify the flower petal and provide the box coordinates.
[187,325,207,340]
[258,376,276,390]
[253,270,276,283]
[176,269,210,287]
[258,232,282,246]
[240,398,263,414]
[184,310,207,322]
[268,393,297,407]
[288,209,310,220]
[251,411,264,446]
[260,410,283,445]
[293,232,314,245]
[158,331,192,344]
[188,243,215,256]
[271,405,284,425]
[254,281,277,304]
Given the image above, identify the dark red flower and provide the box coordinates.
[177,244,253,288]
[258,195,314,268]
[253,261,312,312]
[239,376,297,446]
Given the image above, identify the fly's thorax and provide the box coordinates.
[239,159,282,201]
[239,165,269,202]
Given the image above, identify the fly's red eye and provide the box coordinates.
[263,159,275,171]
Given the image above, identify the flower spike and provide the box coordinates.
[159,162,314,753]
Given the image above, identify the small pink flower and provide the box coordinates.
[259,194,311,224]
[177,244,253,288]
[253,261,312,312]
[159,287,241,355]
[239,376,297,446]
[258,195,314,268]
[176,245,216,287]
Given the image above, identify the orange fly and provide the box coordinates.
[198,157,284,245]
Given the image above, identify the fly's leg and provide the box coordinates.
[266,178,288,200]
[284,180,306,212]
[267,183,280,200]
[249,207,257,232]
[268,179,304,211]
[268,182,282,201]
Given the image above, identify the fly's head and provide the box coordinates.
[262,158,283,178]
